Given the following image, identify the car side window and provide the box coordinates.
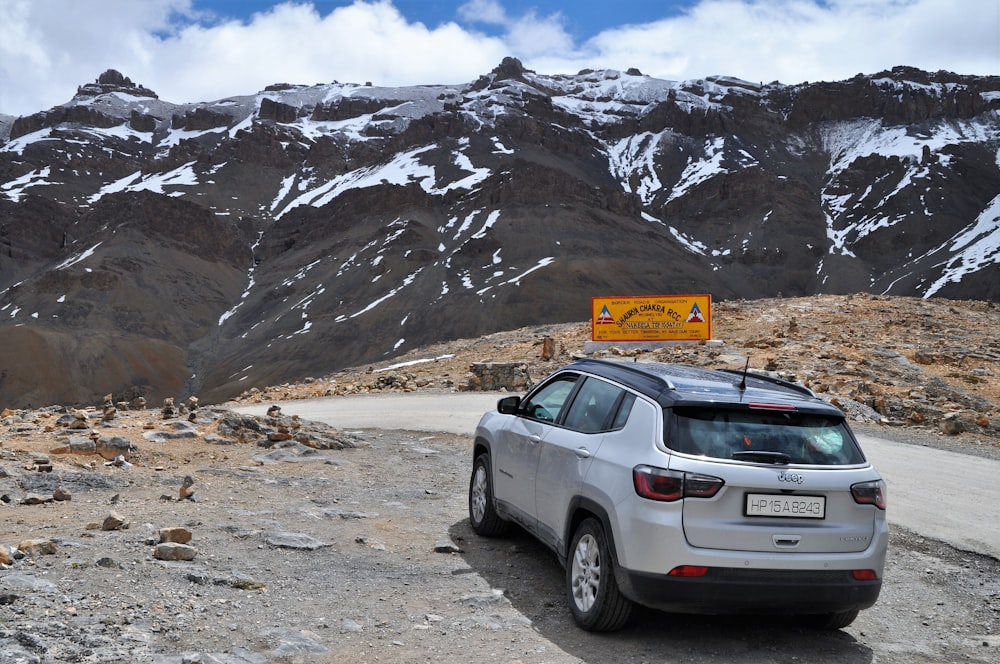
[610,392,636,430]
[522,375,578,423]
[563,377,627,433]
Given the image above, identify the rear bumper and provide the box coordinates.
[617,567,882,615]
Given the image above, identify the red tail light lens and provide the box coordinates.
[633,466,724,502]
[668,565,710,577]
[852,569,879,581]
[684,473,726,498]
[851,480,887,510]
[633,466,683,501]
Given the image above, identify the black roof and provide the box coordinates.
[565,358,840,414]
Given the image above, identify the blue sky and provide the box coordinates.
[1,0,998,117]
[195,0,696,40]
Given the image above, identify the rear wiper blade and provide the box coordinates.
[732,451,792,465]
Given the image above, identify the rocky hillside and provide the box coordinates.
[1,63,999,409]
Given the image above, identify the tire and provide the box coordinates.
[468,454,510,537]
[566,518,633,631]
[805,608,860,630]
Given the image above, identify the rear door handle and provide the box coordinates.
[575,447,591,459]
[772,534,801,548]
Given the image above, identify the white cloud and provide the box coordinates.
[457,0,507,25]
[458,0,573,56]
[0,0,194,114]
[0,0,996,118]
[154,1,506,99]
[571,0,1000,84]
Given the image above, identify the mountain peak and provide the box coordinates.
[74,69,158,101]
[492,56,528,80]
[468,56,533,92]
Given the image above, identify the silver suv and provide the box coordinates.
[468,359,888,632]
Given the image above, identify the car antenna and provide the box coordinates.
[738,357,750,391]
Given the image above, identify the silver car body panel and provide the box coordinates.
[484,410,543,530]
[672,456,881,554]
[535,425,605,549]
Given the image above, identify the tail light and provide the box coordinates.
[668,565,710,577]
[851,479,887,510]
[633,466,724,502]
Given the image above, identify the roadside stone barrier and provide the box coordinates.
[465,362,532,391]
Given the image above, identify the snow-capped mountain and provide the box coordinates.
[1,61,998,408]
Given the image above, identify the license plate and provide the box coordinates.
[745,494,826,519]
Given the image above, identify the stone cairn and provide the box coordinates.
[162,397,176,419]
[179,475,196,500]
[67,409,90,430]
[101,394,116,422]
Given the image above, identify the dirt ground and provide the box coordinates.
[0,294,998,663]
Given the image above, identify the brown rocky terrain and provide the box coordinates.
[0,294,998,662]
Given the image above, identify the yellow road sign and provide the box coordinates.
[592,295,712,342]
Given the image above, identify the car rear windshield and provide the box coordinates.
[666,406,866,465]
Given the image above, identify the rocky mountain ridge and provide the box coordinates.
[1,60,999,409]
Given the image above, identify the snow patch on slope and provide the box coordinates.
[923,195,1000,297]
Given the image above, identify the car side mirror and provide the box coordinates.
[497,395,521,414]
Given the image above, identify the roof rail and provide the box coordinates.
[716,368,816,398]
[570,357,676,392]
